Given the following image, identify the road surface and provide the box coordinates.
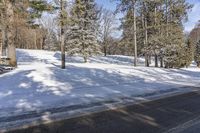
[7,90,200,133]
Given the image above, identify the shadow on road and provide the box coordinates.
[6,91,200,133]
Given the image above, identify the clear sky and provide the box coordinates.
[184,0,200,32]
[96,0,200,33]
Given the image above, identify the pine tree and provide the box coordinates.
[67,0,100,63]
[184,39,193,67]
[195,40,200,68]
[120,9,135,56]
[163,25,186,68]
[117,0,192,68]
[163,0,192,68]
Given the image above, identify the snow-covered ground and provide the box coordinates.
[0,49,200,130]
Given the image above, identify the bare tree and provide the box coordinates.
[40,15,58,50]
[100,9,116,56]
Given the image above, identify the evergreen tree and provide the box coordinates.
[163,0,192,68]
[163,24,186,68]
[184,39,193,67]
[120,9,135,56]
[67,0,100,62]
[117,0,192,68]
[195,40,200,67]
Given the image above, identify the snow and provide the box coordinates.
[0,49,200,130]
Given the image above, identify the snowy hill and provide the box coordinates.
[0,49,200,130]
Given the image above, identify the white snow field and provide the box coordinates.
[0,49,200,130]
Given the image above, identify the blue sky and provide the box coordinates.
[184,0,200,32]
[96,0,200,32]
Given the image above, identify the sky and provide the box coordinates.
[184,0,200,32]
[96,0,200,33]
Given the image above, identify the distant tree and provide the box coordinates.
[100,9,116,56]
[28,0,54,50]
[40,15,59,51]
[189,22,200,44]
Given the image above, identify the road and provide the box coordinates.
[7,90,200,133]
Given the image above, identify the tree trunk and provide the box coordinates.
[160,56,163,67]
[2,28,8,56]
[155,54,158,67]
[34,29,37,49]
[84,56,87,63]
[6,0,17,67]
[144,17,148,67]
[103,42,107,56]
[166,0,169,36]
[197,63,200,68]
[149,55,151,64]
[145,54,149,67]
[60,0,65,69]
[8,44,17,67]
[133,5,137,67]
[41,37,45,50]
[0,31,2,56]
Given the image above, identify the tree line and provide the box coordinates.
[0,0,199,69]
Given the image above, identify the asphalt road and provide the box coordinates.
[7,90,200,133]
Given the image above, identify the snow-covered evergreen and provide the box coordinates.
[195,40,200,67]
[66,0,100,62]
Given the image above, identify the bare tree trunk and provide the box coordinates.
[133,4,137,67]
[154,5,158,68]
[160,56,163,67]
[149,55,151,64]
[1,10,7,56]
[166,0,169,37]
[155,54,158,67]
[145,54,149,67]
[41,37,45,50]
[164,0,169,68]
[141,1,149,67]
[144,17,149,67]
[197,63,200,68]
[0,18,1,56]
[60,0,65,69]
[83,56,87,63]
[103,42,107,56]
[34,29,37,49]
[0,31,2,56]
[6,0,17,67]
